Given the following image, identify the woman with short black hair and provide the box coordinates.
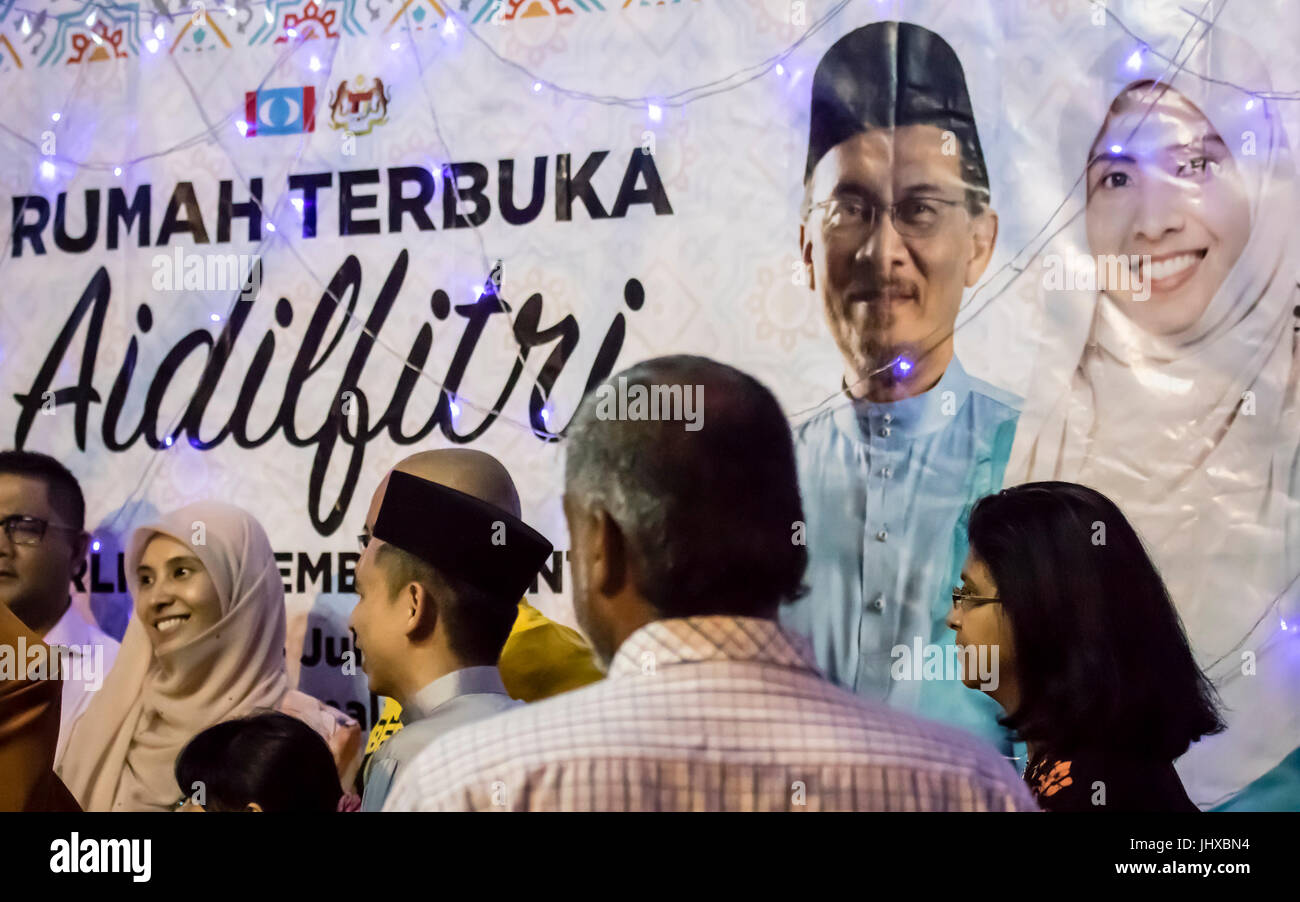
[949,481,1225,811]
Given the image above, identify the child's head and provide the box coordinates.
[175,712,343,812]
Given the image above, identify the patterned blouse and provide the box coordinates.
[1025,748,1200,812]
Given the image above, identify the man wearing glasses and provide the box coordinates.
[0,450,119,767]
[781,22,1020,753]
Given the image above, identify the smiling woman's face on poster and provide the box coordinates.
[1009,25,1300,812]
[1085,83,1251,336]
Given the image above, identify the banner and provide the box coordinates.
[2,0,1298,809]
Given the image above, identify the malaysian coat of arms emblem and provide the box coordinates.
[328,75,391,136]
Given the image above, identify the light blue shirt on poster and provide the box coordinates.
[780,355,1021,754]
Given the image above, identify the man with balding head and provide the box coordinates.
[371,449,523,524]
[351,449,601,811]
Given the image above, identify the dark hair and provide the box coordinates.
[0,450,86,532]
[968,481,1224,762]
[565,355,807,617]
[375,543,517,665]
[174,712,343,812]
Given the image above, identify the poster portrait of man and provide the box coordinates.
[781,21,1020,752]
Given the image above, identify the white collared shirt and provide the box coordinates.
[361,666,519,812]
[43,603,121,767]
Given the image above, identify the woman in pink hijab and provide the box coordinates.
[57,501,361,811]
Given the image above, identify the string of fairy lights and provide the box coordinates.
[0,0,863,446]
[2,0,1291,436]
[3,1,1299,654]
[0,0,868,543]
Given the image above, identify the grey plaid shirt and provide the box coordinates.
[384,616,1039,812]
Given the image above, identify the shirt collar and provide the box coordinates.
[405,665,509,720]
[609,616,820,678]
[832,355,973,441]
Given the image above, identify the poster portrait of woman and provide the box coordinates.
[1009,28,1300,810]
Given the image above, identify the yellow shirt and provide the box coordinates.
[363,600,603,758]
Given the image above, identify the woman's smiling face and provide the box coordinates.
[1085,84,1251,335]
[135,534,222,651]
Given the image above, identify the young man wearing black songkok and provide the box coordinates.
[350,450,559,811]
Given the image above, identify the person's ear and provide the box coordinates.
[593,507,630,596]
[405,582,437,640]
[71,531,90,568]
[799,221,816,291]
[964,207,998,286]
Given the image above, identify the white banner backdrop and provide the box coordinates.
[2,0,1298,808]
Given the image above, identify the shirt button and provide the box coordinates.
[882,413,893,424]
[880,466,892,479]
[878,426,891,437]
[871,595,886,612]
[876,529,888,542]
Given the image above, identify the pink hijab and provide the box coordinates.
[58,502,290,811]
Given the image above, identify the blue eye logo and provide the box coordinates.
[244,86,317,137]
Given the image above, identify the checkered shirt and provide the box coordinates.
[383,616,1039,812]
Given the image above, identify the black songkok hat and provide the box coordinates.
[804,21,988,193]
[372,470,554,602]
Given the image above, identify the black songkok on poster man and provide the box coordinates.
[372,470,554,602]
[805,20,989,194]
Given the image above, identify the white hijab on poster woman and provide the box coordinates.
[1009,28,1300,807]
